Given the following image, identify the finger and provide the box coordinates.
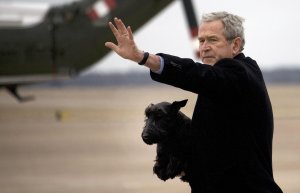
[108,22,119,37]
[127,26,133,40]
[105,42,119,52]
[115,18,128,34]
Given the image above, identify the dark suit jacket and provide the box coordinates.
[150,53,283,193]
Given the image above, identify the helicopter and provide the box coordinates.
[0,0,198,102]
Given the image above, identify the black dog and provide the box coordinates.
[142,99,193,182]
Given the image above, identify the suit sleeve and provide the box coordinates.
[150,53,249,101]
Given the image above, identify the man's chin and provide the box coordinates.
[202,58,216,65]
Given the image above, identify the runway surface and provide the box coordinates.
[0,84,299,193]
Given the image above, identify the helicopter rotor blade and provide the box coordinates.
[181,0,199,58]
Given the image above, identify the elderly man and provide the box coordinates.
[105,11,283,193]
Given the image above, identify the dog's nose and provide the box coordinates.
[141,133,153,145]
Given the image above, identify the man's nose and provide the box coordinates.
[200,41,211,51]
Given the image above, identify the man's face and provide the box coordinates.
[198,20,237,65]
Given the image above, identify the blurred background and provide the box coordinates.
[0,0,299,193]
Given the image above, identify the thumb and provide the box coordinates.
[105,42,118,52]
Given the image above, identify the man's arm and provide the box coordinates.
[104,18,161,72]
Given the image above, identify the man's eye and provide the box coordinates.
[208,38,218,43]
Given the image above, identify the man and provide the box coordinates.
[105,12,283,193]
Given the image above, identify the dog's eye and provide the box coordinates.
[155,110,165,119]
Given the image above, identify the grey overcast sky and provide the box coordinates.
[2,0,300,74]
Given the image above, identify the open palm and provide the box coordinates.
[105,18,142,62]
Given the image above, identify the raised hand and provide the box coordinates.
[105,18,143,62]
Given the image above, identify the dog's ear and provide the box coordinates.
[171,99,188,113]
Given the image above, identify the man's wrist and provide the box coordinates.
[138,52,149,65]
[133,50,144,63]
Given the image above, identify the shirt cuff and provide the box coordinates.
[151,56,164,74]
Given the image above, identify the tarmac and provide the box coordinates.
[0,84,299,193]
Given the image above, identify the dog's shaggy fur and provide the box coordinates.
[142,99,193,182]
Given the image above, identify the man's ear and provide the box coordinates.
[231,37,242,55]
[171,99,188,113]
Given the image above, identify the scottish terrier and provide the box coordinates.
[142,99,193,182]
